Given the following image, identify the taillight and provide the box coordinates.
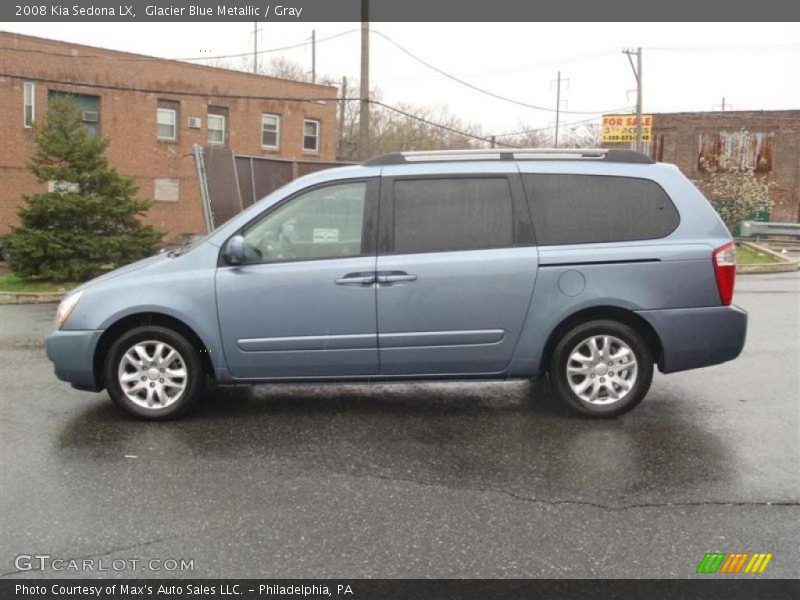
[713,242,736,305]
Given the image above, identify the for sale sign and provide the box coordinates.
[602,115,652,142]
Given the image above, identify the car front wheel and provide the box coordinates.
[549,319,654,417]
[104,325,203,420]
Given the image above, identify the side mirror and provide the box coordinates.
[224,235,246,265]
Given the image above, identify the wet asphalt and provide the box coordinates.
[0,272,798,579]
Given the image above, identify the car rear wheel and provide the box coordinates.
[549,319,653,417]
[104,326,203,420]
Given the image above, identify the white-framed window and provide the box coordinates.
[157,107,177,140]
[261,113,280,149]
[23,82,35,128]
[303,118,320,153]
[208,114,225,144]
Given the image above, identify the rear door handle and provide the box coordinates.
[335,273,376,285]
[376,272,417,284]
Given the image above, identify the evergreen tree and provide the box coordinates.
[7,97,163,281]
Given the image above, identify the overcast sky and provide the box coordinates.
[3,22,799,137]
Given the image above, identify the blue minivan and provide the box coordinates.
[46,149,747,419]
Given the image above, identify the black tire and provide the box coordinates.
[104,325,204,420]
[548,319,653,418]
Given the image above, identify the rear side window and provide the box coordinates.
[522,174,679,245]
[393,178,514,253]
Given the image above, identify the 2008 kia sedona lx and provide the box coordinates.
[46,149,747,419]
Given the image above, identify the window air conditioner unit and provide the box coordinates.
[187,117,202,128]
[82,110,99,123]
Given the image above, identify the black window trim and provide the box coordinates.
[217,177,380,268]
[521,172,681,247]
[378,172,535,256]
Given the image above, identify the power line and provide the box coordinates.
[0,28,360,63]
[495,113,622,138]
[647,44,800,53]
[372,101,519,148]
[371,30,627,115]
[375,48,618,83]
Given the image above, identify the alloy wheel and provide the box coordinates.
[565,335,638,405]
[117,340,188,409]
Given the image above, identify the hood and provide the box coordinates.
[72,252,170,294]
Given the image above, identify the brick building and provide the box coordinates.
[607,110,800,222]
[0,31,339,236]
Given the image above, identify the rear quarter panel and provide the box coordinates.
[509,161,732,377]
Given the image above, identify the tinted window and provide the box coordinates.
[243,182,366,263]
[522,174,679,245]
[393,178,514,253]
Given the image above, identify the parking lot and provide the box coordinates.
[1,271,798,579]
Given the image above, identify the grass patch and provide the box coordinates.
[0,274,79,294]
[736,245,780,265]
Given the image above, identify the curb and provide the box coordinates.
[736,241,800,275]
[0,291,66,305]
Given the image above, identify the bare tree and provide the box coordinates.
[499,121,602,149]
[560,123,602,148]
[499,123,550,149]
[267,56,311,81]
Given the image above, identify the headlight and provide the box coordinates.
[55,290,83,328]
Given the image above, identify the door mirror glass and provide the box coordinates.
[224,235,246,265]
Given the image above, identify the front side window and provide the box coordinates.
[242,182,366,263]
[522,174,680,245]
[262,113,280,149]
[303,119,320,152]
[392,178,514,254]
[157,107,177,140]
[23,82,35,127]
[208,114,225,144]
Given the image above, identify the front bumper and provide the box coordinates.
[637,305,747,374]
[45,328,105,391]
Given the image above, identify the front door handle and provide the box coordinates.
[335,273,376,285]
[376,272,417,284]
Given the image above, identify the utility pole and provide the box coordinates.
[311,29,316,84]
[359,0,370,159]
[338,76,347,159]
[623,47,643,152]
[713,97,731,111]
[252,22,258,74]
[553,71,565,147]
[636,47,642,152]
[490,135,496,149]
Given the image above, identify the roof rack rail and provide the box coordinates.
[364,148,654,166]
